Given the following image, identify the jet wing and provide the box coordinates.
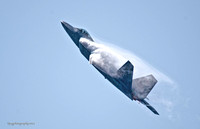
[139,99,159,115]
[93,60,134,100]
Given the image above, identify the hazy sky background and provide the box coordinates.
[0,0,200,129]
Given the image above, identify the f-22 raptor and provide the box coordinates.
[61,21,159,115]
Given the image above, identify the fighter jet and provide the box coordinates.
[61,21,159,115]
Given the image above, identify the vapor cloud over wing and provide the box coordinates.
[93,38,179,119]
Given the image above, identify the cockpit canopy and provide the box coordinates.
[80,29,89,35]
[79,28,92,39]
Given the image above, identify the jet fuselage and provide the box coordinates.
[61,21,159,115]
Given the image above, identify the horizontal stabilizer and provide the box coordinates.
[140,99,159,115]
[132,74,157,100]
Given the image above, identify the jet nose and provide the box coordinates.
[61,21,80,47]
[61,21,76,34]
[61,21,75,32]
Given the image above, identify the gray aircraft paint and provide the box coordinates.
[61,21,159,115]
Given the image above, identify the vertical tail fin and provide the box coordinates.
[117,60,134,91]
[132,74,157,100]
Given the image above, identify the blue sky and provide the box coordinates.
[0,0,200,129]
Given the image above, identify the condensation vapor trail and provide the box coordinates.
[93,38,174,84]
[91,38,179,118]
